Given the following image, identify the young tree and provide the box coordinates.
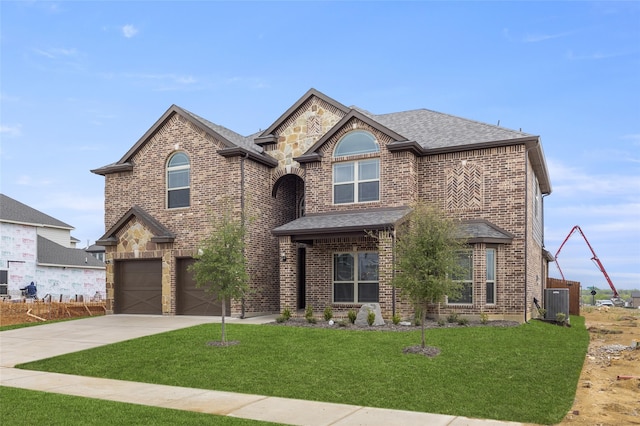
[189,206,248,344]
[392,203,466,349]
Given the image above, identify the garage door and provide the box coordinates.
[115,260,162,314]
[177,258,229,316]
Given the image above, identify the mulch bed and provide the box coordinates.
[267,317,519,357]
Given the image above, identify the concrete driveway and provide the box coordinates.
[0,314,274,367]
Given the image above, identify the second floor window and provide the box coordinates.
[333,131,380,204]
[167,152,190,209]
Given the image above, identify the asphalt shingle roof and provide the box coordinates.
[179,107,264,154]
[272,208,412,236]
[456,220,515,243]
[0,194,73,229]
[38,236,105,268]
[373,109,530,150]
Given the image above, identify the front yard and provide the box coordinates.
[16,317,589,425]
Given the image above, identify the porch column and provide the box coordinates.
[278,235,297,312]
[377,230,394,318]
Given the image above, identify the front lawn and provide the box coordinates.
[0,386,279,425]
[17,317,589,424]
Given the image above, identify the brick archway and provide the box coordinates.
[271,167,305,197]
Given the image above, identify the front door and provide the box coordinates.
[297,247,306,310]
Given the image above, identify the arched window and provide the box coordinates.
[334,131,379,157]
[333,131,380,204]
[167,152,190,208]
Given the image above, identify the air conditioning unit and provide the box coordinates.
[545,288,570,323]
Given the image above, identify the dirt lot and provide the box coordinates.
[559,306,640,426]
[0,300,106,326]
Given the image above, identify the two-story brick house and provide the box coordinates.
[92,88,552,322]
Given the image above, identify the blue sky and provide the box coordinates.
[1,1,638,291]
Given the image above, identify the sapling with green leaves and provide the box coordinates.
[392,203,466,348]
[189,205,248,344]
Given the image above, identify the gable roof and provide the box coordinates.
[37,236,105,269]
[255,88,351,145]
[0,193,73,230]
[91,104,276,176]
[96,205,175,246]
[90,89,551,193]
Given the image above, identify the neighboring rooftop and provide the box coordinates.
[0,193,73,230]
[37,236,105,269]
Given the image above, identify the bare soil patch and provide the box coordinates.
[559,307,640,426]
[0,300,106,326]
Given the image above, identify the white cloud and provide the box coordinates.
[122,24,139,38]
[16,175,54,187]
[33,47,78,59]
[0,124,22,137]
[523,31,573,43]
[41,193,104,212]
[547,157,640,199]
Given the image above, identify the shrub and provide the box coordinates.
[392,314,401,325]
[414,309,422,326]
[323,306,333,321]
[281,308,292,321]
[479,312,489,325]
[457,317,469,326]
[447,313,459,323]
[305,306,314,323]
[347,310,357,324]
[338,319,348,327]
[538,308,547,319]
[556,312,566,324]
[275,316,286,323]
[367,310,375,326]
[307,317,317,324]
[437,318,445,326]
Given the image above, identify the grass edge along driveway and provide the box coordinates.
[17,317,589,425]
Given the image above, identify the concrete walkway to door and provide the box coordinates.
[1,315,523,426]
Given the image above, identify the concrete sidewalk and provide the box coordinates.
[1,315,523,426]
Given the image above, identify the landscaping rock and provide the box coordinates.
[355,303,385,326]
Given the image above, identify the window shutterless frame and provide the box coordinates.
[486,248,496,305]
[167,152,190,209]
[332,252,379,303]
[332,131,380,205]
[449,249,473,304]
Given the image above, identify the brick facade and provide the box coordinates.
[94,89,551,323]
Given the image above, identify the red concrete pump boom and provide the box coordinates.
[554,225,620,299]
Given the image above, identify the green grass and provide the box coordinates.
[17,317,589,424]
[0,386,280,425]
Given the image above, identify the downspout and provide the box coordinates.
[392,227,396,317]
[541,193,550,306]
[240,151,249,319]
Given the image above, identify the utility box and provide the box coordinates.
[545,288,570,323]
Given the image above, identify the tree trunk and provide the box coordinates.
[221,298,226,343]
[420,303,427,348]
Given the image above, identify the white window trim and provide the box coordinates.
[486,248,496,305]
[166,153,190,209]
[332,159,380,205]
